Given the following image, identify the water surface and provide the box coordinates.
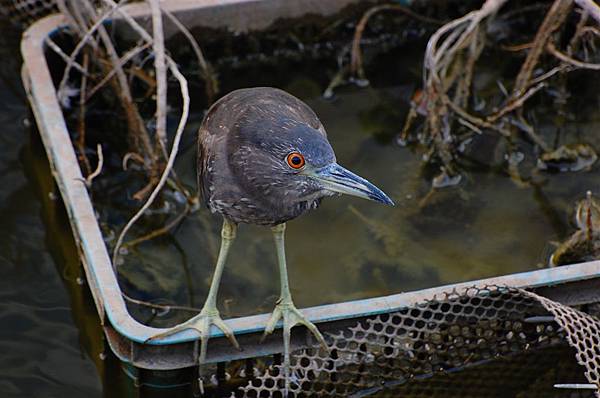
[2,5,600,397]
[109,39,600,325]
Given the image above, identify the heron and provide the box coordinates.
[148,87,393,375]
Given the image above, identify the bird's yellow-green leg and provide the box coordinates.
[146,218,240,364]
[262,223,328,391]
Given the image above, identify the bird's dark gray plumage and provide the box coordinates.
[151,87,392,384]
[198,87,336,225]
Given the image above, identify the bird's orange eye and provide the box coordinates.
[286,152,305,169]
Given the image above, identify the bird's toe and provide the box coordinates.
[145,310,240,363]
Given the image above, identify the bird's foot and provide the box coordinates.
[145,307,240,364]
[261,299,328,394]
[262,300,327,347]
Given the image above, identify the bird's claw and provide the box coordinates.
[262,301,327,348]
[145,308,240,364]
[261,300,328,395]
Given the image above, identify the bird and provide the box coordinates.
[148,87,393,380]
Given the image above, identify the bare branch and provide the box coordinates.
[45,37,89,76]
[575,0,600,25]
[162,7,218,102]
[487,82,547,123]
[86,144,104,186]
[77,53,92,176]
[512,0,574,97]
[149,0,168,152]
[57,2,119,99]
[122,202,190,248]
[548,41,600,70]
[86,42,151,100]
[113,55,190,268]
[351,4,442,79]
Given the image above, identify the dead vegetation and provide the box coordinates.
[45,0,600,292]
[352,0,600,188]
[48,1,218,255]
[44,0,222,315]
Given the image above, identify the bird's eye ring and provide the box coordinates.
[286,152,305,169]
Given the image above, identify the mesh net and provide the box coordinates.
[0,0,57,26]
[232,286,600,397]
[364,344,591,398]
[526,290,600,392]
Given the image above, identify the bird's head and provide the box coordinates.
[231,117,394,209]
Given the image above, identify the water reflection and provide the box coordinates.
[0,18,101,397]
[118,77,600,326]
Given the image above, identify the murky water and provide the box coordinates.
[2,3,600,397]
[0,18,101,397]
[101,34,600,326]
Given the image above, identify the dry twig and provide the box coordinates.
[403,0,600,186]
[149,0,168,153]
[86,144,104,186]
[122,202,190,249]
[351,4,442,80]
[162,7,218,103]
[512,0,574,98]
[420,0,508,176]
[112,51,190,269]
[86,42,152,100]
[548,41,600,70]
[77,53,92,176]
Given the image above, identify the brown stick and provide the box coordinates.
[351,4,442,79]
[453,26,484,108]
[548,41,600,70]
[85,6,156,165]
[487,82,547,123]
[149,0,168,154]
[123,202,190,249]
[86,42,152,101]
[419,0,508,174]
[512,0,574,97]
[86,144,104,187]
[122,292,202,313]
[162,7,218,103]
[76,53,92,176]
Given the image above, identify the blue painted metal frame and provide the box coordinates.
[20,0,600,368]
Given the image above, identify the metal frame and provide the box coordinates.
[20,0,600,370]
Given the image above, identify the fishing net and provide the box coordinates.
[0,0,57,26]
[233,285,600,397]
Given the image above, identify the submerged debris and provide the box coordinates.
[550,191,600,266]
[550,229,600,266]
[575,191,600,230]
[432,168,462,188]
[393,0,600,188]
[537,144,598,172]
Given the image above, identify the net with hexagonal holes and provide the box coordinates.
[232,286,600,397]
[0,0,57,26]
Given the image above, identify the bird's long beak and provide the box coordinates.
[307,163,394,206]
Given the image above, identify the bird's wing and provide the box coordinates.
[197,126,213,205]
[196,92,236,204]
